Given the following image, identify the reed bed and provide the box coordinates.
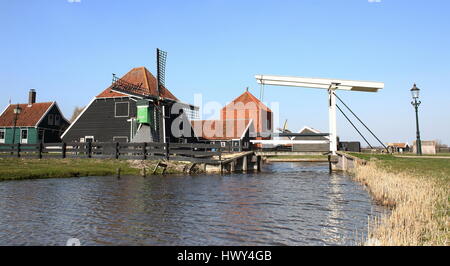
[353,163,449,246]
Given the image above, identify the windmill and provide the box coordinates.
[155,48,168,143]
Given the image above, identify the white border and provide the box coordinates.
[114,102,130,118]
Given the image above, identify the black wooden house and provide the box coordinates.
[61,66,197,144]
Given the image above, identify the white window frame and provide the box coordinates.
[85,136,95,143]
[48,114,54,125]
[115,102,130,118]
[21,129,28,144]
[0,129,5,144]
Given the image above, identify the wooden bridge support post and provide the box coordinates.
[256,156,261,172]
[230,160,236,172]
[242,155,248,172]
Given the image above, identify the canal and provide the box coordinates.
[0,162,385,246]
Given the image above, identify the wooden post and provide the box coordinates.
[62,142,67,159]
[115,142,119,159]
[38,142,43,159]
[143,142,147,160]
[256,156,261,172]
[165,142,169,161]
[142,167,147,177]
[116,168,121,179]
[17,143,21,158]
[328,155,332,173]
[87,142,92,158]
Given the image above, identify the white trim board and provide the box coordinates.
[255,75,384,92]
[0,104,10,118]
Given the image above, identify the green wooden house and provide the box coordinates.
[0,90,70,145]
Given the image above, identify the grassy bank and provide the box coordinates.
[349,153,449,246]
[0,158,189,181]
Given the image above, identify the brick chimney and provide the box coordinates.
[28,89,36,106]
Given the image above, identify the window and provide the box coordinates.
[0,129,5,143]
[85,136,95,143]
[221,142,226,148]
[48,114,54,125]
[21,129,28,144]
[55,115,61,126]
[115,102,129,117]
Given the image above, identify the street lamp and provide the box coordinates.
[12,104,22,145]
[410,84,422,155]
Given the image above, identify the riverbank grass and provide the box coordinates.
[349,153,449,246]
[0,158,189,181]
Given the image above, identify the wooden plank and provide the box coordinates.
[169,156,219,164]
[91,154,114,159]
[18,144,39,148]
[119,155,143,160]
[119,149,146,153]
[169,150,220,156]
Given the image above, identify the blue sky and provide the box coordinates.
[1,0,449,145]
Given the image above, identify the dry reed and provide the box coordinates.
[352,163,449,246]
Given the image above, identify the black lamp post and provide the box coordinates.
[12,104,22,145]
[410,84,422,155]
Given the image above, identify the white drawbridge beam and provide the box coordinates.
[255,75,384,155]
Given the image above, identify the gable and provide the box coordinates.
[97,67,179,101]
[223,91,272,112]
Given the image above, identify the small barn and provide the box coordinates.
[191,119,255,152]
[386,143,410,153]
[292,126,330,153]
[221,89,272,138]
[0,89,70,144]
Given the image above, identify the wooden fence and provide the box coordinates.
[0,142,223,164]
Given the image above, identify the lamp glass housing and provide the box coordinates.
[411,84,420,99]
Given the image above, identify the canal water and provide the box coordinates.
[0,162,385,246]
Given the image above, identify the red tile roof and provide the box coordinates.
[0,102,54,127]
[191,119,253,140]
[97,67,179,101]
[223,91,272,112]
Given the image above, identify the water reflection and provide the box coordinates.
[0,162,384,246]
